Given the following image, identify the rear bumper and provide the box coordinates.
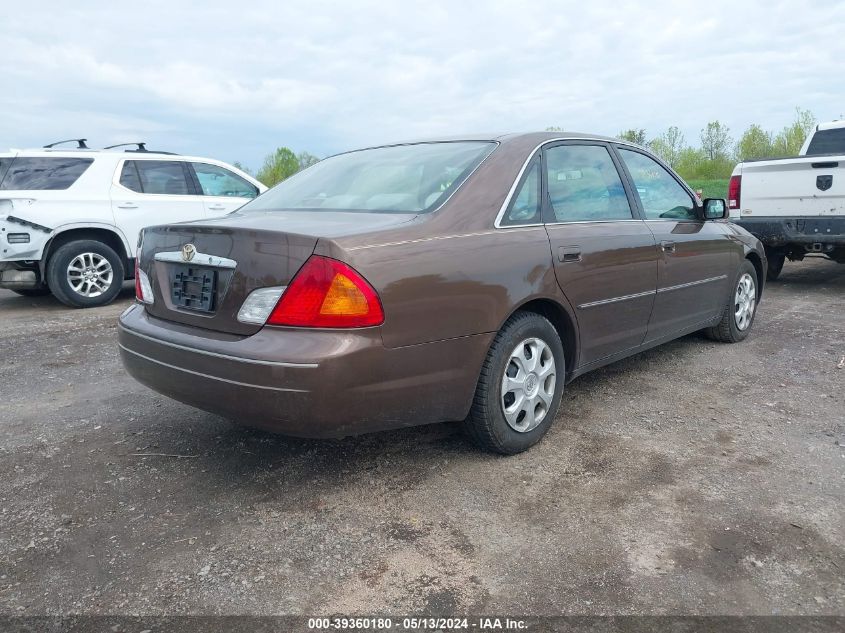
[118,304,492,438]
[733,216,845,248]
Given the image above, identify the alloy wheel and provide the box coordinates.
[67,252,114,298]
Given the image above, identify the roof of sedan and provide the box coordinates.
[343,132,632,156]
[384,131,620,145]
[496,131,620,143]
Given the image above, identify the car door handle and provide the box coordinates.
[208,204,226,210]
[660,240,676,253]
[117,203,138,209]
[558,246,582,263]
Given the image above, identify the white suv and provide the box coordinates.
[0,140,267,307]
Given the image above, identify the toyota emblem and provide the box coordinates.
[181,243,196,262]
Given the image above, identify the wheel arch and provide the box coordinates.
[41,226,132,279]
[744,250,764,298]
[507,297,579,377]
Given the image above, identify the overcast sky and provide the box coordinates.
[1,1,842,169]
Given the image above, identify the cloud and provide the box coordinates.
[1,0,843,167]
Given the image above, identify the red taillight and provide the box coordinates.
[728,175,741,210]
[134,259,143,301]
[266,255,384,328]
[135,258,154,304]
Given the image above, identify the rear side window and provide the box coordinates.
[806,128,845,155]
[0,157,93,190]
[191,162,258,198]
[544,145,632,222]
[119,161,142,192]
[121,160,192,195]
[500,160,541,226]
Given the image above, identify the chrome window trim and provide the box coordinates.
[545,219,645,226]
[119,323,319,368]
[154,250,237,269]
[493,137,646,229]
[643,217,703,223]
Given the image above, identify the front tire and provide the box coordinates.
[705,260,759,343]
[463,311,565,454]
[46,240,124,308]
[766,248,785,281]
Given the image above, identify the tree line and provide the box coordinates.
[611,107,817,181]
[243,107,819,187]
[234,148,320,187]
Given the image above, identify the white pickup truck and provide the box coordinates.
[729,120,845,279]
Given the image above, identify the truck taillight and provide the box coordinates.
[266,255,384,328]
[728,175,741,210]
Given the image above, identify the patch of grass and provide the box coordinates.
[685,179,729,200]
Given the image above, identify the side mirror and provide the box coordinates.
[702,198,728,220]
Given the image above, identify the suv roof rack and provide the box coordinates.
[102,142,177,155]
[43,138,89,149]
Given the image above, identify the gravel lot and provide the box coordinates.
[1,258,843,616]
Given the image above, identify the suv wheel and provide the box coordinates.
[46,240,125,308]
[705,260,759,343]
[463,311,565,454]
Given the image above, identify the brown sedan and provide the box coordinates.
[119,133,765,453]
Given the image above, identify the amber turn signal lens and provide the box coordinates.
[266,255,384,328]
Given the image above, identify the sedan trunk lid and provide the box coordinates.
[139,210,415,335]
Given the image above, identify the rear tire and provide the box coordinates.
[12,287,51,297]
[46,240,124,308]
[463,311,565,455]
[766,249,785,281]
[705,260,759,343]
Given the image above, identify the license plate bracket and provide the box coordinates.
[170,265,216,312]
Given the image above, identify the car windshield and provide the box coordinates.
[243,141,496,214]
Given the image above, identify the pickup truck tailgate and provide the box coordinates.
[738,156,844,217]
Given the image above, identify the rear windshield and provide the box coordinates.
[0,157,94,190]
[806,128,845,156]
[243,141,496,214]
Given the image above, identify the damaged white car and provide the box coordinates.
[0,139,266,307]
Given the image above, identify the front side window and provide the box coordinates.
[544,145,632,222]
[191,163,258,198]
[618,148,695,220]
[0,157,93,190]
[500,160,541,226]
[243,141,496,214]
[127,161,192,195]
